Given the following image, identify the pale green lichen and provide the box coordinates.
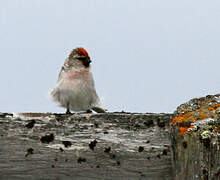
[200,130,212,139]
[215,107,220,114]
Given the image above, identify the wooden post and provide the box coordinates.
[170,94,220,180]
[171,119,220,179]
[0,112,173,179]
[1,94,220,179]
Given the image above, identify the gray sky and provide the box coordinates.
[1,0,220,113]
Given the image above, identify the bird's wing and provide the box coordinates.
[57,66,65,82]
[57,59,70,82]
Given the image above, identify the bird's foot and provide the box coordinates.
[86,109,93,113]
[66,109,72,115]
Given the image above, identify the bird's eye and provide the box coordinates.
[77,57,87,61]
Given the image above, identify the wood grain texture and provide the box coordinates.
[170,118,220,180]
[170,94,220,180]
[0,112,173,180]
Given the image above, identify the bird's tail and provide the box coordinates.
[91,106,107,113]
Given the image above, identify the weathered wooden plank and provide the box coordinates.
[170,94,220,180]
[0,112,173,180]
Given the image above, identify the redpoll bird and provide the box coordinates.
[50,47,105,114]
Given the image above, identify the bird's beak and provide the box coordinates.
[87,57,92,64]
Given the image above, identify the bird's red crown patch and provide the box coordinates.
[77,48,89,56]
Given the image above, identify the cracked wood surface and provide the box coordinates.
[0,112,173,180]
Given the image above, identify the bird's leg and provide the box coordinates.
[66,102,72,115]
[66,109,71,115]
[86,109,92,113]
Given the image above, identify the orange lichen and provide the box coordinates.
[172,100,220,136]
[170,112,195,126]
[198,110,207,119]
[213,126,220,132]
[212,104,220,108]
[179,127,188,136]
[178,125,195,136]
[198,100,203,105]
[208,104,220,111]
[171,112,197,136]
[198,99,210,105]
[186,125,195,135]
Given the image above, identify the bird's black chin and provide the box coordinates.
[77,56,91,68]
[83,62,90,67]
[82,58,91,68]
